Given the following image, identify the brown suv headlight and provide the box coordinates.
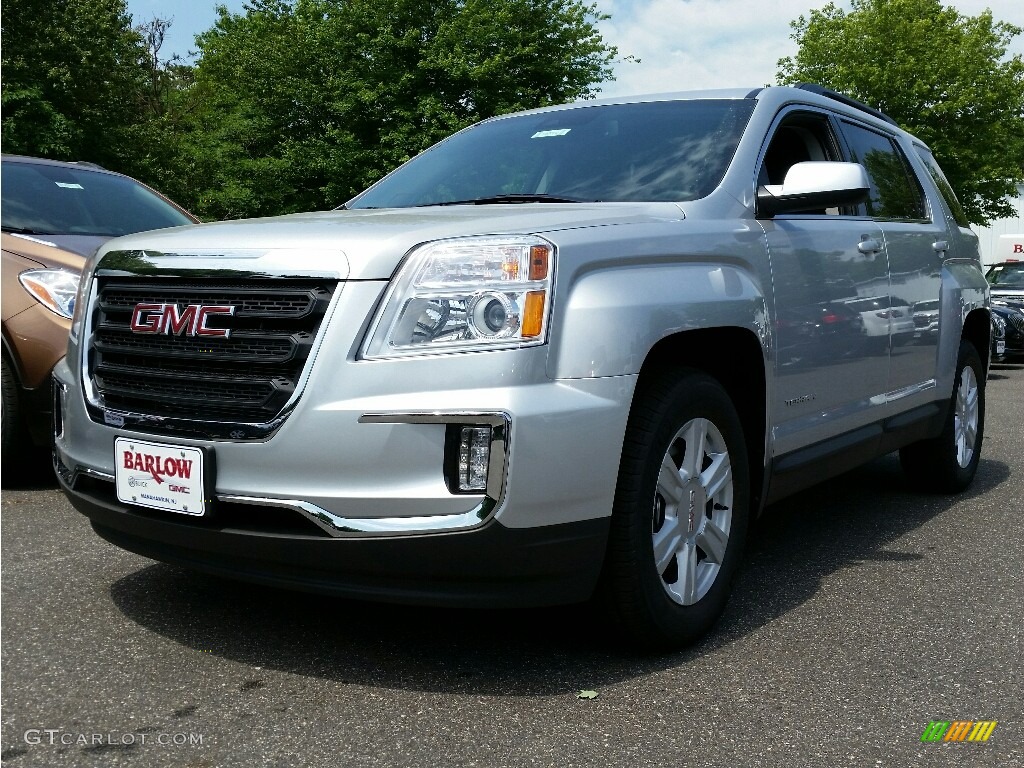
[18,269,80,319]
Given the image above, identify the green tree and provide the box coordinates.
[119,18,204,211]
[1,0,150,168]
[177,0,617,219]
[777,0,1024,224]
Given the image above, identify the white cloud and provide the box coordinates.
[125,1,1024,95]
[595,0,1024,97]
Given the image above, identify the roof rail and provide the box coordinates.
[794,83,898,127]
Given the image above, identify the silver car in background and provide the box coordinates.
[54,85,989,649]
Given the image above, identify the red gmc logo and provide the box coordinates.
[130,303,236,338]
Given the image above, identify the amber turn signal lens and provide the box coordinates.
[529,245,549,280]
[522,291,546,337]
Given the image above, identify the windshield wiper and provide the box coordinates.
[418,193,596,207]
[2,225,51,235]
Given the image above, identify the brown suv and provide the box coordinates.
[1,155,196,472]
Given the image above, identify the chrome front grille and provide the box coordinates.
[88,278,337,425]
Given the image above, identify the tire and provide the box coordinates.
[2,353,28,475]
[900,340,985,493]
[600,369,750,651]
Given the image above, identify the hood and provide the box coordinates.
[990,286,1024,300]
[992,296,1024,313]
[93,203,684,280]
[1,231,97,271]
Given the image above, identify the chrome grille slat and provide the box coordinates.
[96,282,330,317]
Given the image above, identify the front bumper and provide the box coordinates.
[53,301,635,604]
[57,462,610,607]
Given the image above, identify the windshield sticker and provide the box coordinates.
[55,182,85,189]
[531,129,571,138]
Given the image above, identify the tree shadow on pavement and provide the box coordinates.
[107,454,1010,696]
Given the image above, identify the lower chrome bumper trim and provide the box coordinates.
[215,493,495,538]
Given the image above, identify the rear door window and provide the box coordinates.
[840,122,927,220]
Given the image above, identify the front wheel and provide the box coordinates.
[2,354,26,474]
[600,370,750,650]
[900,339,985,493]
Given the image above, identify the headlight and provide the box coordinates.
[18,269,81,319]
[361,235,554,358]
[68,258,99,345]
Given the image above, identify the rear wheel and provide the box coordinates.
[900,339,984,493]
[601,370,750,650]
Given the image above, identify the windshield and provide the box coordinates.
[349,99,756,209]
[1,161,193,237]
[986,263,1024,287]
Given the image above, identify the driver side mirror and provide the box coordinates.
[757,161,870,218]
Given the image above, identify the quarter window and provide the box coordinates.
[915,146,970,228]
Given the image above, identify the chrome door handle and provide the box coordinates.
[933,240,949,254]
[858,238,881,254]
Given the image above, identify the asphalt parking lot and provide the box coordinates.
[2,363,1022,768]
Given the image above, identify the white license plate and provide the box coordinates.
[997,340,1006,355]
[115,438,207,516]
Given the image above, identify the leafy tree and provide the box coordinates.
[777,0,1024,224]
[134,17,192,119]
[119,18,204,210]
[1,0,149,168]
[177,0,617,219]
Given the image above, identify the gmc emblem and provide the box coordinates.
[129,303,236,338]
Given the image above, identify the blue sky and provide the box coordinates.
[125,0,247,61]
[125,0,1024,97]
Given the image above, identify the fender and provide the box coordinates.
[937,259,991,395]
[548,258,770,380]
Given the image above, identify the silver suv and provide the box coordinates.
[54,85,990,649]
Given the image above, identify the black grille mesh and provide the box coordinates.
[94,328,300,360]
[89,278,337,423]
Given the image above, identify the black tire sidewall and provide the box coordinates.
[944,341,985,490]
[899,339,985,493]
[607,371,751,648]
[1,353,22,458]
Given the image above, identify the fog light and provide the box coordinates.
[458,426,491,491]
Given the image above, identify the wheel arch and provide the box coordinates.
[632,326,769,514]
[963,307,991,374]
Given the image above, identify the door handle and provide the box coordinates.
[858,238,881,254]
[933,240,949,254]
